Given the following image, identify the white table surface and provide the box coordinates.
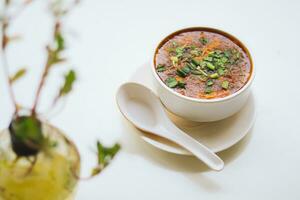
[1,0,300,199]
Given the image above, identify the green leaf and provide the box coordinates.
[176,69,185,77]
[182,66,190,73]
[224,50,232,58]
[203,56,213,62]
[190,49,201,56]
[198,75,208,82]
[59,70,76,97]
[177,80,186,88]
[222,81,229,89]
[55,32,65,51]
[205,86,212,94]
[220,57,228,63]
[217,68,225,76]
[176,66,190,77]
[205,62,216,70]
[187,62,196,70]
[206,79,214,86]
[48,48,66,66]
[172,41,178,47]
[191,69,208,76]
[199,37,209,45]
[91,141,121,176]
[191,58,200,66]
[186,63,194,70]
[210,73,219,79]
[191,70,202,75]
[175,46,184,57]
[10,68,27,83]
[96,141,120,166]
[170,56,178,66]
[165,77,178,88]
[156,64,166,72]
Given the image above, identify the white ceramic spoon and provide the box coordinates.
[116,82,224,171]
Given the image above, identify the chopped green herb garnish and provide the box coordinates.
[214,50,222,55]
[203,57,213,62]
[229,49,241,63]
[182,66,190,73]
[199,61,206,68]
[224,50,232,58]
[205,86,212,94]
[165,77,178,88]
[222,81,229,89]
[177,80,186,88]
[191,69,208,76]
[176,66,190,77]
[200,69,208,76]
[220,57,228,63]
[191,58,200,66]
[172,41,178,47]
[175,47,184,57]
[176,70,186,77]
[159,36,248,98]
[217,68,225,75]
[206,79,214,86]
[171,56,179,66]
[210,73,219,79]
[187,62,197,69]
[198,75,208,82]
[176,69,185,77]
[156,64,166,72]
[190,49,201,56]
[186,62,196,70]
[199,37,209,45]
[235,51,240,59]
[205,62,216,70]
[191,70,202,75]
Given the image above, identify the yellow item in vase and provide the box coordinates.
[0,152,76,200]
[0,125,80,200]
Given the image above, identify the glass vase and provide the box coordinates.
[0,123,80,200]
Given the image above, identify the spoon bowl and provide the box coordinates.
[116,82,224,171]
[116,83,162,130]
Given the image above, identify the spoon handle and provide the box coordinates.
[164,125,224,171]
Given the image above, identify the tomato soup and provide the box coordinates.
[154,28,252,99]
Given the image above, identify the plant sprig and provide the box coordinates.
[0,0,33,114]
[32,1,78,114]
[1,0,121,179]
[91,141,121,176]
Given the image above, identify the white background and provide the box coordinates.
[1,0,300,199]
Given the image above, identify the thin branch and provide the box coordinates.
[0,0,35,115]
[1,21,18,114]
[32,0,80,114]
[31,50,51,114]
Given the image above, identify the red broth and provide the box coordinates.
[154,28,252,99]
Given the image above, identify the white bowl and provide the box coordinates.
[151,27,255,122]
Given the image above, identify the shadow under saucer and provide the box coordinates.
[120,116,253,173]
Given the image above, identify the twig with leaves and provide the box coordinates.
[1,0,33,114]
[31,0,79,114]
[0,0,120,179]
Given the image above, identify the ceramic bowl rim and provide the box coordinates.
[151,26,255,103]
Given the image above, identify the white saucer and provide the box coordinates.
[129,62,256,155]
